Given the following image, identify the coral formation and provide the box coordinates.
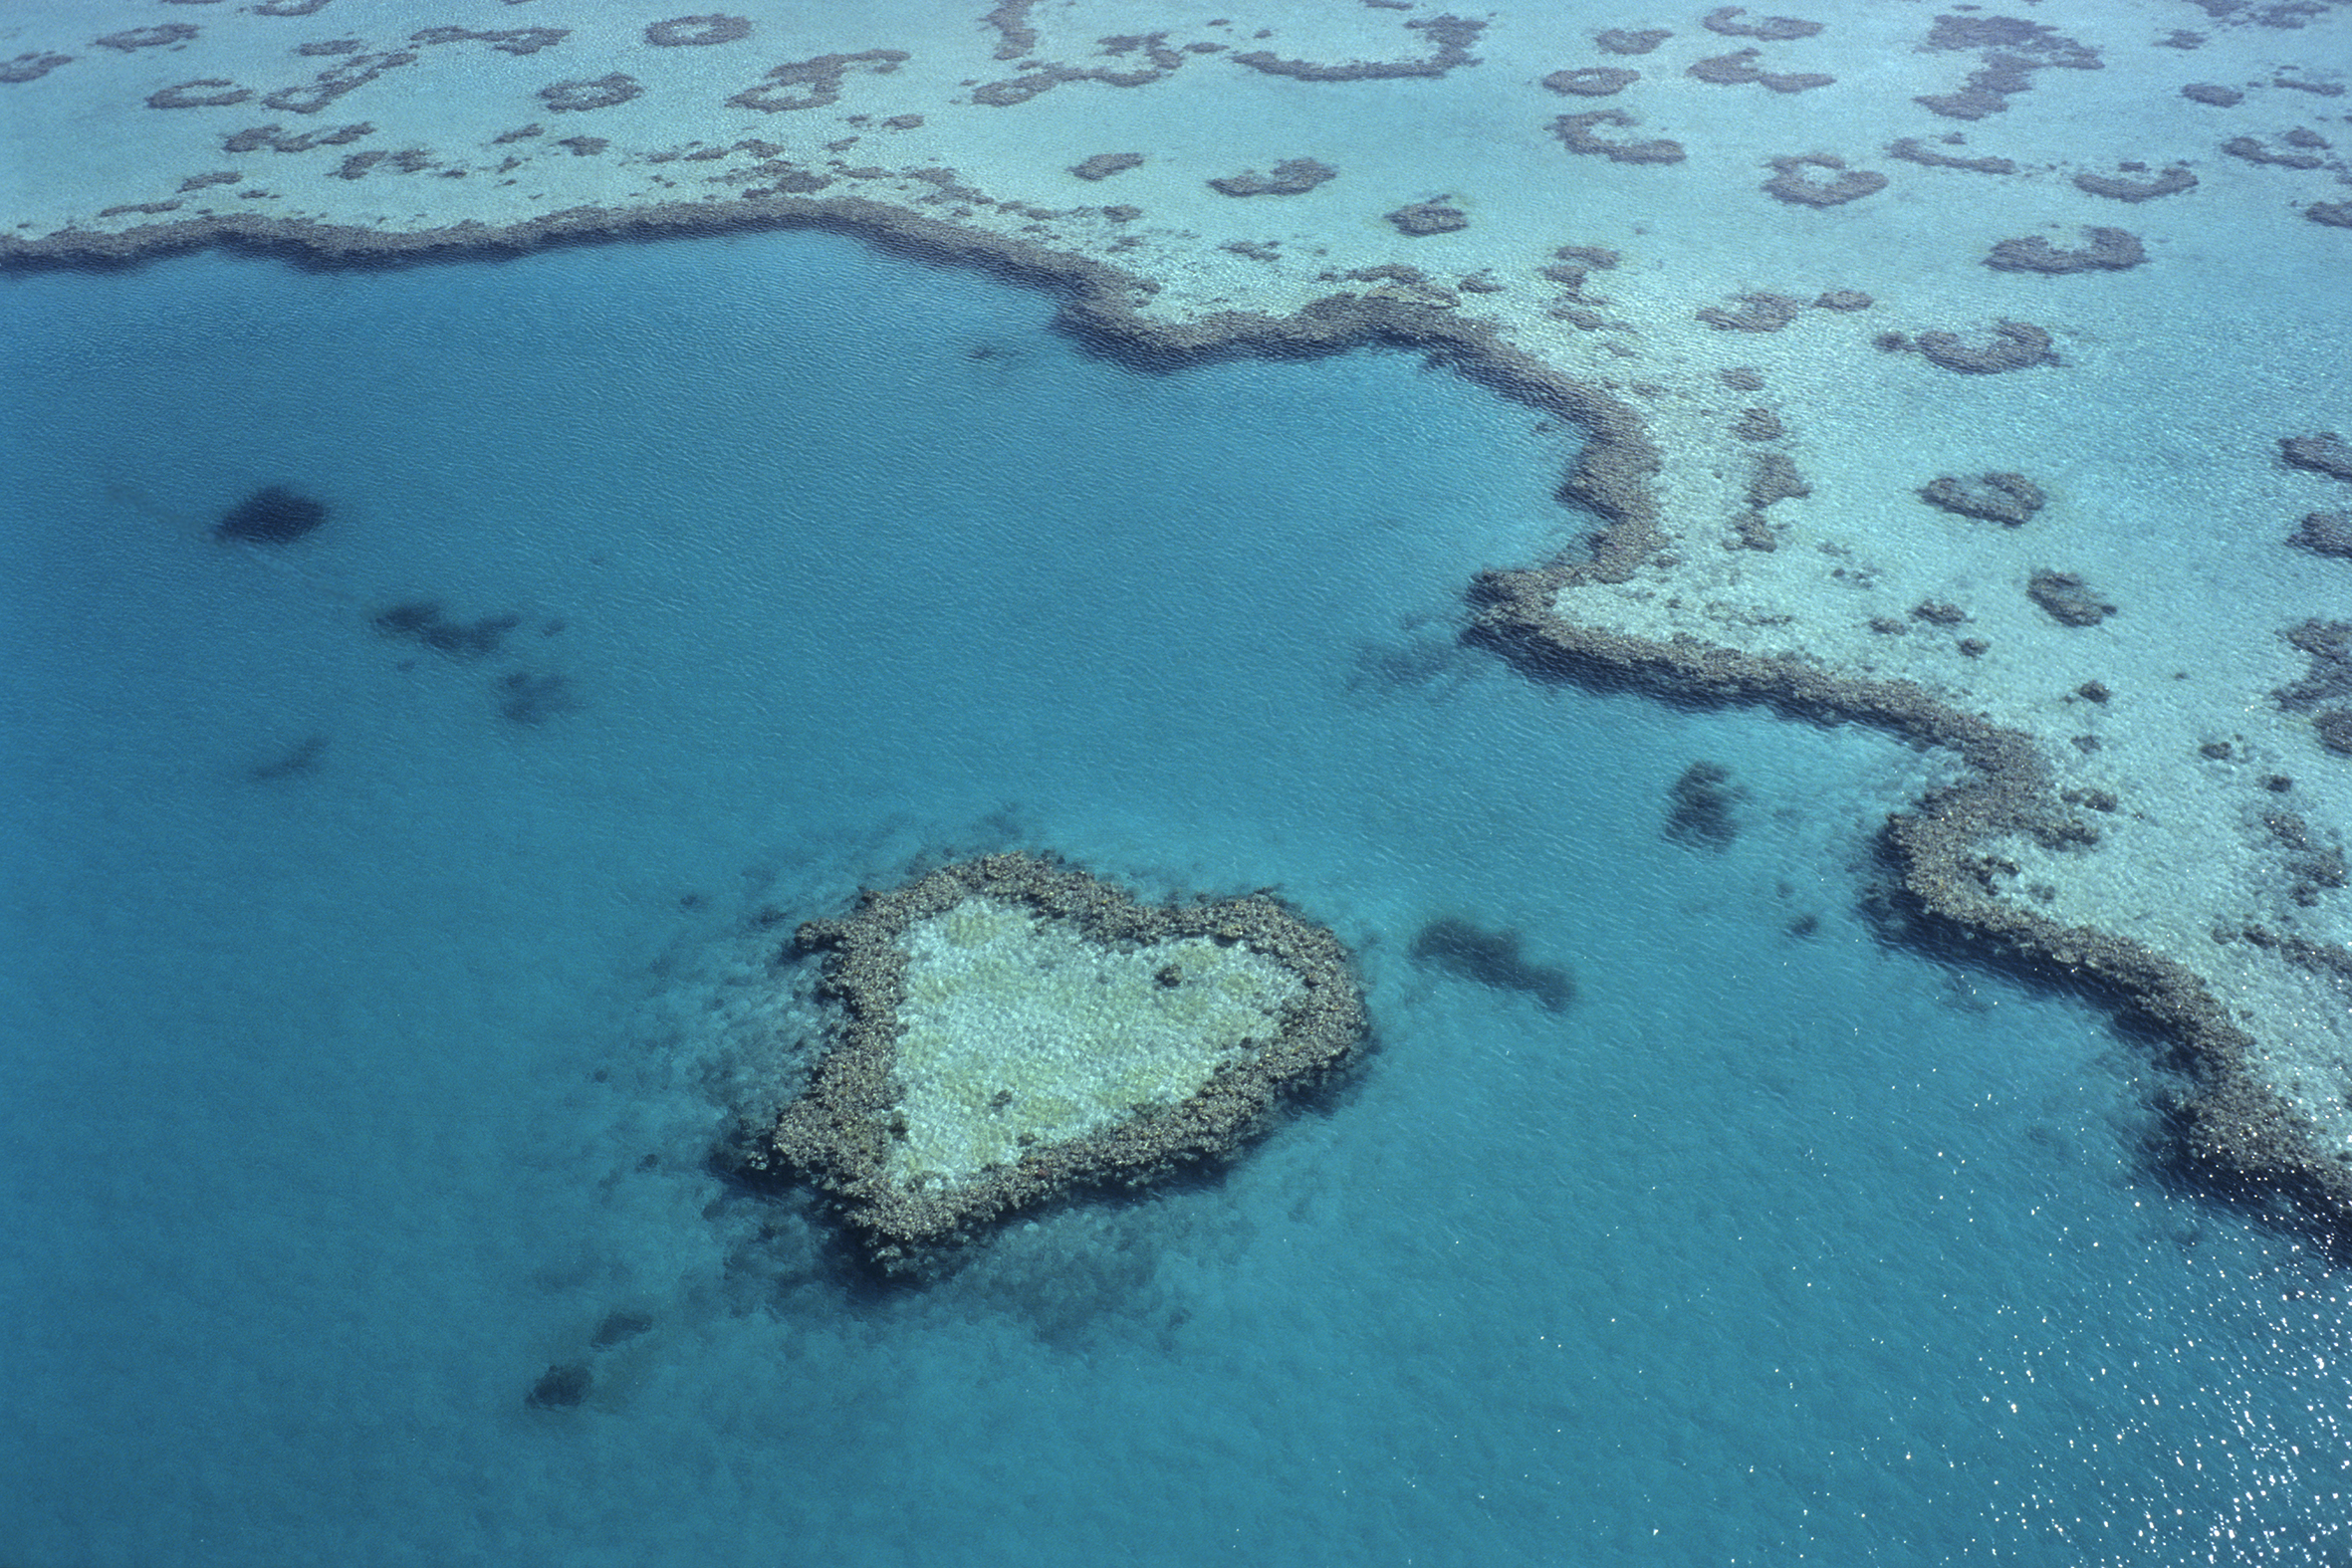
[753,854,1363,1269]
[1551,112,1685,164]
[645,15,751,48]
[2289,513,2352,558]
[1886,137,2015,174]
[730,50,906,113]
[1594,28,1671,55]
[1688,49,1833,92]
[371,601,522,658]
[223,121,373,153]
[2027,569,2117,626]
[147,79,253,110]
[540,74,643,112]
[1410,918,1574,1010]
[1746,450,1811,509]
[1985,226,2145,272]
[1883,320,2055,374]
[215,485,325,544]
[1914,13,2101,121]
[1387,200,1468,235]
[2282,433,2352,481]
[410,27,567,56]
[1,53,75,84]
[1069,152,1143,180]
[1231,14,1484,80]
[97,26,199,52]
[1542,67,1639,97]
[2222,131,2331,170]
[1702,7,1822,41]
[1764,153,1886,206]
[2073,164,2197,201]
[2277,620,2352,756]
[527,1362,590,1409]
[1666,761,1746,846]
[1698,292,1804,332]
[1209,159,1336,196]
[1921,472,2046,525]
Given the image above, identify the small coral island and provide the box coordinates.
[743,853,1364,1270]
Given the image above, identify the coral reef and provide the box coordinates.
[1387,200,1468,235]
[1069,152,1143,180]
[97,26,199,52]
[2289,513,2352,558]
[754,854,1363,1270]
[1410,917,1574,1010]
[1880,320,2055,374]
[730,50,906,113]
[1698,292,1804,332]
[1886,137,2015,174]
[1,53,75,84]
[1594,29,1671,55]
[1666,761,1747,846]
[1542,67,1639,97]
[410,27,567,56]
[2223,130,2331,170]
[1209,159,1336,196]
[1764,153,1886,206]
[1551,112,1685,164]
[1231,14,1484,80]
[1921,472,2046,525]
[1688,49,1833,92]
[147,79,253,110]
[645,15,751,48]
[2027,569,2116,626]
[1986,226,2146,273]
[2277,620,2352,756]
[1702,7,1822,41]
[540,74,643,112]
[2282,433,2352,481]
[371,601,522,658]
[2073,164,2197,201]
[215,485,325,544]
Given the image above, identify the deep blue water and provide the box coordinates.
[6,229,2350,1566]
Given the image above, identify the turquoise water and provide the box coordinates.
[5,230,2349,1566]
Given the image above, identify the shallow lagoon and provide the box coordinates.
[5,230,2350,1565]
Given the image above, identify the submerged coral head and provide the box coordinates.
[214,485,327,545]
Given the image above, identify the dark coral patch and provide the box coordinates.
[1411,918,1575,1010]
[2282,434,2352,481]
[1921,473,2045,525]
[1666,762,1746,848]
[1985,227,2145,272]
[215,485,326,544]
[1552,112,1685,164]
[1764,153,1886,206]
[646,14,751,47]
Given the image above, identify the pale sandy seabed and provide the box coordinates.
[7,0,2352,1241]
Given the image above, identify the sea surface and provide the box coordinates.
[5,227,2350,1566]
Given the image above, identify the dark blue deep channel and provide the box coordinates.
[5,230,2349,1566]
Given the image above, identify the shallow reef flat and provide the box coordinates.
[746,853,1364,1271]
[10,0,2352,1245]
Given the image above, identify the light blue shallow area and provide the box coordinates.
[4,230,2348,1567]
